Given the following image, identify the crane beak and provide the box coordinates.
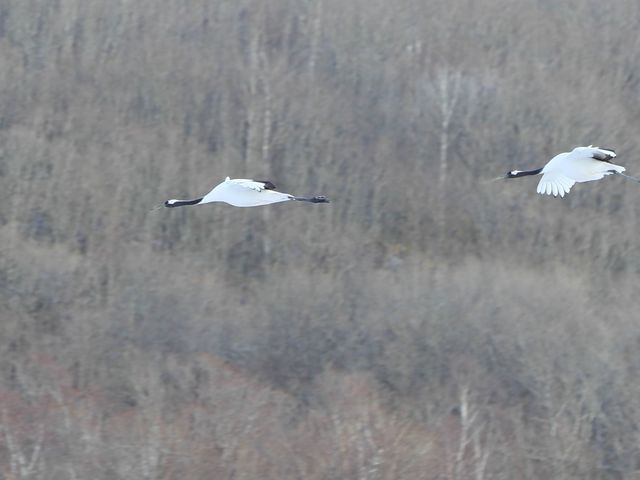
[484,175,507,184]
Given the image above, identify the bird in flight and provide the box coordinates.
[502,146,638,197]
[164,177,330,208]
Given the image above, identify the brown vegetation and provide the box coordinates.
[2,0,640,478]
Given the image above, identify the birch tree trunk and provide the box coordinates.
[260,48,273,258]
[436,68,461,246]
[1,410,45,480]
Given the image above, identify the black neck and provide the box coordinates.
[165,197,203,208]
[511,168,543,178]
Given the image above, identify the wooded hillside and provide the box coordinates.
[2,0,640,478]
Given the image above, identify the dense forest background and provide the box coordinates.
[2,0,640,478]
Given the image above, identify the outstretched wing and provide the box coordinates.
[226,178,276,192]
[536,172,575,197]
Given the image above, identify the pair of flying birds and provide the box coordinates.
[164,146,637,208]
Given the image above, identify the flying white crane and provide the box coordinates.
[503,146,638,197]
[164,177,329,208]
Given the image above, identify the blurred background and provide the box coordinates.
[2,0,640,478]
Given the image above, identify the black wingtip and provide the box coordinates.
[255,180,276,190]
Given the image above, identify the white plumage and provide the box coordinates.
[165,177,329,208]
[505,146,626,197]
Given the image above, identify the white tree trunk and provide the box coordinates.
[436,68,461,239]
[2,409,45,480]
